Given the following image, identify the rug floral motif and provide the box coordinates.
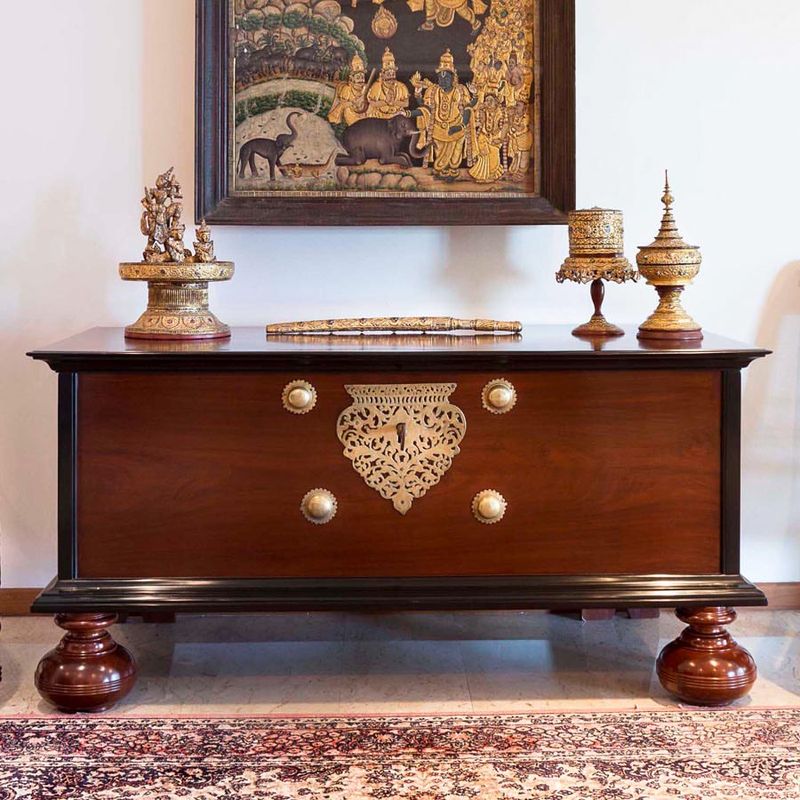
[1,710,799,799]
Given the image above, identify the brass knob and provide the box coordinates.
[301,488,337,524]
[482,379,516,414]
[472,490,507,524]
[283,380,317,414]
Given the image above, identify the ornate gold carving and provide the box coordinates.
[121,169,233,340]
[472,489,507,524]
[482,379,517,414]
[556,208,637,338]
[336,383,466,515]
[266,317,522,335]
[301,489,338,525]
[637,173,703,340]
[282,380,317,414]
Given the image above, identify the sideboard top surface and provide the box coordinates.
[28,326,769,372]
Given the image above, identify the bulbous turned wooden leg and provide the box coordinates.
[657,607,756,706]
[35,613,137,713]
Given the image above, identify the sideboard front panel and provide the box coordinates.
[75,370,721,578]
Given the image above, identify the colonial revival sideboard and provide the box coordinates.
[28,326,768,711]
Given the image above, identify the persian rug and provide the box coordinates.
[1,710,799,799]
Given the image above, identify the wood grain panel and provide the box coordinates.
[76,370,721,578]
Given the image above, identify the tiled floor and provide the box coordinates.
[1,610,798,715]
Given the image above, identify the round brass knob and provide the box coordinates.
[283,380,317,414]
[301,489,337,524]
[482,379,517,414]
[472,489,507,524]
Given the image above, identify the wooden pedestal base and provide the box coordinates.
[34,613,137,712]
[657,607,756,706]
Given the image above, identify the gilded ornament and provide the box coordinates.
[372,5,398,38]
[556,208,637,338]
[472,489,507,524]
[336,383,466,514]
[481,379,516,414]
[267,317,522,335]
[282,380,317,414]
[121,168,233,340]
[301,489,338,524]
[636,173,703,341]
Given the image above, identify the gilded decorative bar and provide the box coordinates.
[266,316,522,335]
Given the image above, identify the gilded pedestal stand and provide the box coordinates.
[120,260,234,340]
[556,208,637,337]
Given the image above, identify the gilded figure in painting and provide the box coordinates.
[367,48,410,118]
[408,50,475,178]
[328,54,372,126]
[407,0,488,32]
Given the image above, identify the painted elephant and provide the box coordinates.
[237,112,302,181]
[335,114,428,168]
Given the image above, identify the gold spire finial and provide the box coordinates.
[662,170,673,209]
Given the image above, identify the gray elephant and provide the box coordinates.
[237,111,302,181]
[335,114,428,168]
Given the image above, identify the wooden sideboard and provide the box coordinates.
[28,326,769,711]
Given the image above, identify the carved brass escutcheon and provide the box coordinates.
[336,383,467,515]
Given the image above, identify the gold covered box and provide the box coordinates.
[556,208,637,337]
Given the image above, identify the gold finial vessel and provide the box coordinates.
[636,172,702,341]
[556,208,637,337]
[120,168,234,340]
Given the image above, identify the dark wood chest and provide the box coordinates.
[28,326,769,710]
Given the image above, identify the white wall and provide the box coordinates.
[1,0,798,587]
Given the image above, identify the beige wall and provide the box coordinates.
[1,0,798,586]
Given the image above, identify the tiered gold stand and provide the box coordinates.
[637,174,703,341]
[119,261,234,340]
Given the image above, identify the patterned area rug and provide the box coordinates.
[2,710,799,799]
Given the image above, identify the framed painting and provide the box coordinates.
[196,0,574,225]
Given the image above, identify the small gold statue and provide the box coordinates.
[193,220,215,264]
[120,168,234,340]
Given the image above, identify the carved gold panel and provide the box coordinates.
[336,383,466,515]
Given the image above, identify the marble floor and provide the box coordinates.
[1,610,798,716]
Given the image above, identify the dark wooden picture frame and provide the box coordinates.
[196,0,574,226]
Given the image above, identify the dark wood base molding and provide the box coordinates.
[31,574,766,614]
[656,607,757,706]
[11,581,800,616]
[34,613,137,712]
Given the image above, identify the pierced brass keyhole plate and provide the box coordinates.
[336,383,467,515]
